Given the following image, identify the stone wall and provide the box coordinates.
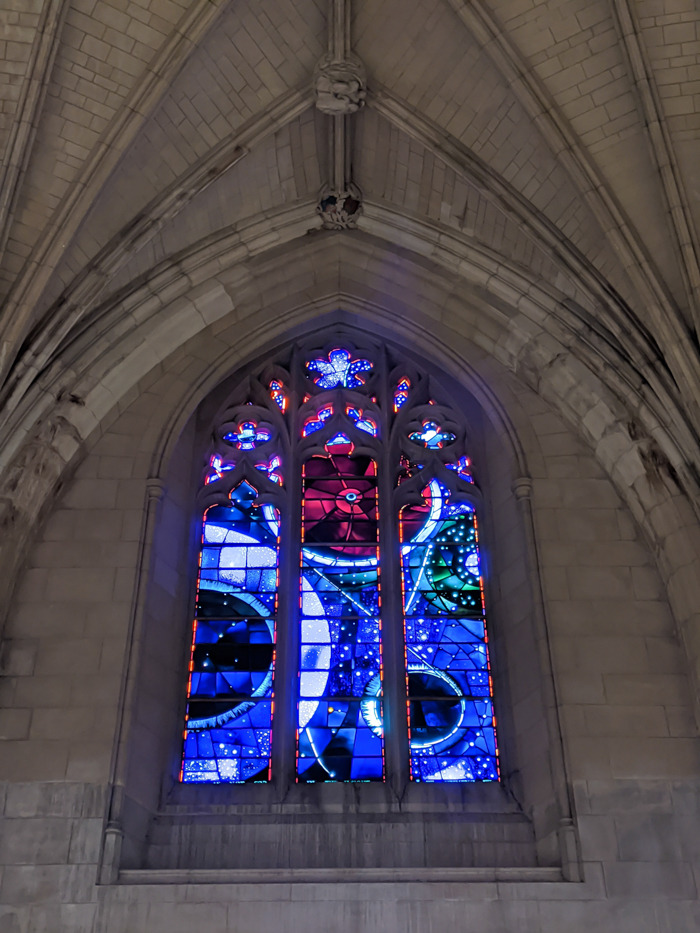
[1,310,698,931]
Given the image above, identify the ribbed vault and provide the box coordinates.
[0,0,698,375]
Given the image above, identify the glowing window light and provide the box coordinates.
[346,405,378,436]
[224,421,272,450]
[303,405,333,436]
[297,452,385,783]
[205,454,235,484]
[399,479,499,784]
[393,377,410,411]
[409,420,456,449]
[181,482,280,784]
[307,348,372,389]
[269,380,288,413]
[446,455,474,483]
[255,455,283,486]
[183,346,498,788]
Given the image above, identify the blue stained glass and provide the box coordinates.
[393,377,410,411]
[307,348,372,389]
[297,701,384,781]
[409,420,456,449]
[326,432,352,450]
[205,453,235,485]
[182,701,272,783]
[400,479,499,783]
[255,454,283,485]
[346,405,378,436]
[303,404,333,436]
[409,697,499,782]
[446,455,474,483]
[297,453,385,782]
[269,380,288,412]
[182,482,279,783]
[224,421,272,450]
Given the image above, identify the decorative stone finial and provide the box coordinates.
[314,55,366,115]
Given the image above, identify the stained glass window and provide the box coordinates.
[399,479,498,783]
[181,482,279,783]
[297,447,384,781]
[307,348,372,389]
[394,377,410,411]
[269,380,288,412]
[346,405,378,436]
[180,340,499,787]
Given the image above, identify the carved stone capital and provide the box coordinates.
[314,54,366,115]
[317,184,362,229]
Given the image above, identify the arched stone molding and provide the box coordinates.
[4,86,700,444]
[88,313,578,881]
[3,210,697,493]
[367,90,700,432]
[1,229,700,738]
[0,88,316,413]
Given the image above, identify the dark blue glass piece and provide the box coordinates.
[408,420,456,449]
[346,405,378,436]
[303,404,333,436]
[297,700,384,781]
[182,700,272,783]
[446,455,474,482]
[269,380,288,412]
[223,422,272,450]
[393,377,410,411]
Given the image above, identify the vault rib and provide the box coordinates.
[0,0,69,272]
[0,0,230,389]
[442,0,700,429]
[611,0,700,338]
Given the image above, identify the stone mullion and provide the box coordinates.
[377,356,410,796]
[271,378,302,793]
[271,466,302,794]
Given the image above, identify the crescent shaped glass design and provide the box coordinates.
[297,452,385,782]
[181,481,279,783]
[399,479,499,782]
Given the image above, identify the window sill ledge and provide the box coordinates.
[118,866,564,885]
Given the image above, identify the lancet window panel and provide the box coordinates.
[179,340,499,786]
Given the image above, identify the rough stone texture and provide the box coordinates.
[0,0,44,164]
[1,289,699,928]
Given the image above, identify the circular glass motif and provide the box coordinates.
[336,487,362,511]
[302,454,377,556]
[407,664,466,751]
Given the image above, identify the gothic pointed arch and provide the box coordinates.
[182,336,500,787]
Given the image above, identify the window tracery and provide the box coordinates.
[181,340,499,786]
